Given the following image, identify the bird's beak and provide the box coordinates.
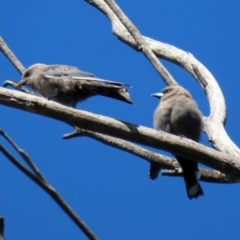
[151,93,163,99]
[17,79,27,87]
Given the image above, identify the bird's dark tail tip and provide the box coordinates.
[148,162,161,180]
[187,182,204,199]
[103,88,134,104]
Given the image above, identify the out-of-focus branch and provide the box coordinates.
[0,88,240,179]
[0,129,98,240]
[0,217,4,240]
[64,128,236,183]
[85,0,240,157]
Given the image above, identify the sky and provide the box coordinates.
[0,1,240,239]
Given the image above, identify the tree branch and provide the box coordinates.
[0,37,25,74]
[0,129,45,181]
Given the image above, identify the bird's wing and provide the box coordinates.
[43,65,95,77]
[71,76,132,88]
[43,65,132,88]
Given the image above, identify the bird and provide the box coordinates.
[16,64,133,107]
[151,85,204,199]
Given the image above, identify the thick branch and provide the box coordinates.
[0,88,240,179]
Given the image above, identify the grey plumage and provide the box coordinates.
[151,85,203,199]
[17,64,133,107]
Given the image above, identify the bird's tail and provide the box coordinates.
[148,162,162,180]
[77,82,134,104]
[99,87,134,104]
[176,156,204,199]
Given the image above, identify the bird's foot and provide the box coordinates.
[3,80,34,95]
[179,134,187,139]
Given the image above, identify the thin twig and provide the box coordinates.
[0,37,25,75]
[0,128,45,181]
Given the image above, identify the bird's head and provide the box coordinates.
[151,85,192,101]
[17,64,46,88]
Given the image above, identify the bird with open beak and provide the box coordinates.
[151,85,204,199]
[16,64,133,107]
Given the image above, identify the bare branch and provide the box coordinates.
[0,129,45,181]
[0,88,239,179]
[85,0,240,157]
[0,37,25,75]
[63,128,171,167]
[0,131,98,240]
[64,128,235,183]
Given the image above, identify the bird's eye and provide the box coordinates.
[163,89,169,94]
[23,71,30,78]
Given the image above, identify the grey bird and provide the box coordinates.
[151,85,204,199]
[16,64,133,107]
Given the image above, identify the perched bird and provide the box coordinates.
[17,64,133,107]
[151,85,203,199]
